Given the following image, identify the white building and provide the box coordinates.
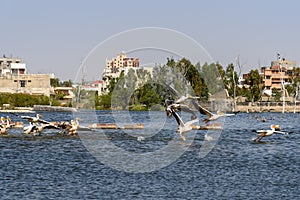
[102,53,139,93]
[0,56,54,96]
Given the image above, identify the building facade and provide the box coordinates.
[261,57,295,91]
[0,56,54,96]
[102,53,140,93]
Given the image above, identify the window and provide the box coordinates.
[20,80,26,87]
[28,80,31,83]
[266,76,271,79]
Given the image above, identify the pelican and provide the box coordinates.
[137,136,145,142]
[21,114,50,124]
[68,119,80,135]
[57,121,71,134]
[59,118,80,136]
[170,108,198,141]
[254,125,289,142]
[0,116,6,124]
[23,122,40,135]
[166,103,197,120]
[166,85,199,104]
[0,116,13,135]
[35,123,60,134]
[190,100,235,123]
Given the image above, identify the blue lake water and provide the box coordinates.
[0,111,299,199]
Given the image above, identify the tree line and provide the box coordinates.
[93,58,300,110]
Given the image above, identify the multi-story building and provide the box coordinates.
[0,56,54,96]
[261,57,294,91]
[102,53,140,93]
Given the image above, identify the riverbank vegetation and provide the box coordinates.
[93,57,300,110]
[0,93,49,108]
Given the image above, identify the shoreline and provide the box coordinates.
[1,105,299,113]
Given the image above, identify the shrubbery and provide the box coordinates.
[0,93,50,107]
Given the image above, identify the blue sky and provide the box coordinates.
[2,0,300,81]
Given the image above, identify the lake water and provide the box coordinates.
[0,111,299,199]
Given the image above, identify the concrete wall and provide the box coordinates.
[0,74,53,96]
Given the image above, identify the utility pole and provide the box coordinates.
[278,53,285,114]
[294,83,299,113]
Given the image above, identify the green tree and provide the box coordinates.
[272,88,281,102]
[224,63,239,97]
[245,69,262,101]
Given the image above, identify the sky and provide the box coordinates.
[1,0,300,81]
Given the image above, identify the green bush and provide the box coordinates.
[0,93,50,107]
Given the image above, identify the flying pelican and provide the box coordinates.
[254,125,289,142]
[165,84,199,104]
[170,108,198,141]
[166,103,197,120]
[21,114,50,124]
[190,100,235,123]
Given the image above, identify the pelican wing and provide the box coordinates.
[37,119,52,124]
[224,113,235,117]
[171,110,185,127]
[273,131,289,135]
[21,116,34,121]
[191,100,213,117]
[172,104,197,120]
[42,123,60,129]
[166,84,182,99]
[256,130,267,133]
[185,119,198,127]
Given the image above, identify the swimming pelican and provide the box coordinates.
[0,116,6,124]
[57,121,71,134]
[170,108,198,141]
[137,136,145,142]
[59,118,80,135]
[23,122,40,135]
[35,123,60,134]
[21,114,50,124]
[69,119,80,135]
[0,116,13,135]
[254,125,289,142]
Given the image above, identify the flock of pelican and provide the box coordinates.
[0,85,291,143]
[0,113,81,136]
[165,85,235,141]
[165,85,290,142]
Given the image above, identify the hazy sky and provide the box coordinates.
[2,0,300,81]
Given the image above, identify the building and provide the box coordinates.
[0,56,54,96]
[81,80,104,95]
[102,53,140,93]
[261,56,295,91]
[261,65,290,91]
